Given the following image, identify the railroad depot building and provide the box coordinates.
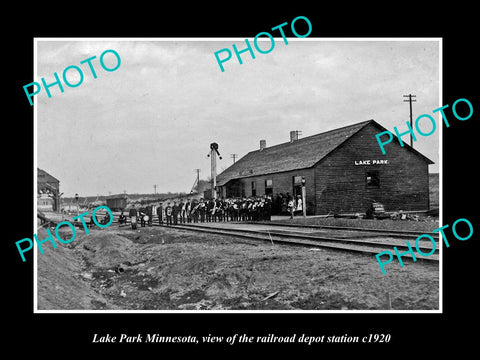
[216,120,434,215]
[37,168,61,211]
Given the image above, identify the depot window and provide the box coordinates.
[265,179,273,196]
[366,171,380,188]
[293,175,303,185]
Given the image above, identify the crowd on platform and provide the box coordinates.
[118,193,305,227]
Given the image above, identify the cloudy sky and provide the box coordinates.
[36,38,440,197]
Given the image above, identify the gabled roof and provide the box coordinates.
[216,119,433,186]
[37,168,60,183]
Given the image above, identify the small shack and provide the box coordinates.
[106,195,128,211]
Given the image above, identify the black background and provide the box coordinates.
[5,4,478,356]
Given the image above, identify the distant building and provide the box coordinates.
[37,168,61,211]
[216,120,434,215]
[37,193,54,211]
[106,195,128,211]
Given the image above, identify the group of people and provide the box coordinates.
[120,193,305,228]
[158,196,274,225]
[271,193,304,218]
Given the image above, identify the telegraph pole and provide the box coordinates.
[230,154,238,164]
[403,94,416,147]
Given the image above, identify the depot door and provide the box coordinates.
[292,175,302,198]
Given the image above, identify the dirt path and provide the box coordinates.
[37,224,439,311]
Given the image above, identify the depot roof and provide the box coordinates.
[216,119,434,186]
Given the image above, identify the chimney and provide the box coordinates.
[290,130,298,142]
[259,139,266,151]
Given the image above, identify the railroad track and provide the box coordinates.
[243,221,440,240]
[156,222,439,262]
[43,212,439,262]
[106,212,438,240]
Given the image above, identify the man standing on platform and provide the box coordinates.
[185,198,192,223]
[287,195,295,219]
[179,198,185,224]
[205,200,211,222]
[192,199,199,223]
[199,199,206,223]
[165,202,173,226]
[264,196,272,221]
[172,201,179,225]
[146,205,153,226]
[157,202,163,225]
[129,204,138,230]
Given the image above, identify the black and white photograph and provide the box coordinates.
[34,38,440,312]
[6,6,478,355]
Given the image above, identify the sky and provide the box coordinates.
[36,38,440,197]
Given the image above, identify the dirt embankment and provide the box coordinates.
[37,225,439,311]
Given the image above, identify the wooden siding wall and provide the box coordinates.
[314,124,430,214]
[224,168,316,214]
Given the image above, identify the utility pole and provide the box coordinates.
[230,154,238,164]
[403,94,416,147]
